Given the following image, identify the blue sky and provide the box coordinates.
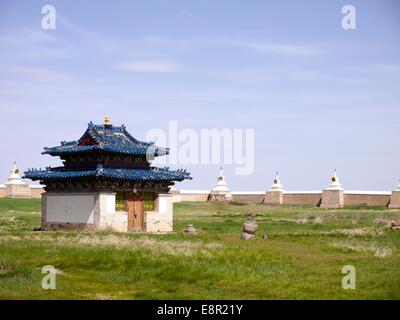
[0,0,399,190]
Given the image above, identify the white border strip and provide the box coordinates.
[283,191,322,194]
[231,191,265,195]
[180,190,210,194]
[344,190,391,195]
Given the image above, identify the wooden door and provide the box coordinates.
[127,192,144,231]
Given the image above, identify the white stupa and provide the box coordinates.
[209,167,232,201]
[4,162,31,198]
[326,169,343,190]
[5,162,25,185]
[396,179,400,191]
[269,171,284,192]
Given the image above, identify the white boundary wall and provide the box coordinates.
[172,189,397,207]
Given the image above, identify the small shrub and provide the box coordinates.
[0,260,18,277]
[375,247,393,258]
[373,218,390,226]
[229,201,246,206]
[314,216,324,225]
[296,217,308,224]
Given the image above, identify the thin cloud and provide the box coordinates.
[180,10,194,17]
[0,63,74,83]
[362,64,400,74]
[236,41,324,56]
[116,60,182,73]
[0,29,57,46]
[5,17,323,59]
[0,29,75,61]
[140,37,324,56]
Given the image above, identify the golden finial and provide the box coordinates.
[274,171,279,184]
[331,168,338,182]
[104,116,110,125]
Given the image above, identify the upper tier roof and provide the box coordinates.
[43,122,168,158]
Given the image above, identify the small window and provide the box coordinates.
[144,192,155,211]
[116,191,126,211]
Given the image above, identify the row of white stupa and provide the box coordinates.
[3,163,349,193]
[3,163,400,204]
[269,169,347,192]
[204,167,400,201]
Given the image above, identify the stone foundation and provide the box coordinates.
[42,222,96,231]
[389,191,400,208]
[0,184,44,199]
[321,189,344,208]
[264,191,283,205]
[5,184,31,198]
[209,193,232,201]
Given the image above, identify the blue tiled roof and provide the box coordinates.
[24,165,192,182]
[43,122,168,157]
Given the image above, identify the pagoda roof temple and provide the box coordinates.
[24,117,191,191]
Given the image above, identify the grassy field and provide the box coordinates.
[0,198,399,300]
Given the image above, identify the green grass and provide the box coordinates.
[0,198,399,299]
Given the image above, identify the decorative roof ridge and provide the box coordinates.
[41,121,170,157]
[120,125,151,147]
[85,125,103,144]
[60,140,77,146]
[87,122,149,147]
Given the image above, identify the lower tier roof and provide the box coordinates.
[24,165,191,182]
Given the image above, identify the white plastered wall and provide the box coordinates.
[46,193,95,223]
[144,193,173,232]
[44,192,171,232]
[97,193,127,232]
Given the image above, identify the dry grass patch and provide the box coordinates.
[323,227,385,237]
[332,240,395,258]
[0,233,223,257]
[373,218,392,226]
